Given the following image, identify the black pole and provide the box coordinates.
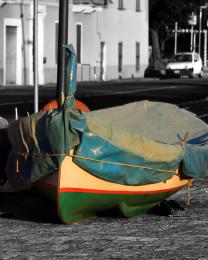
[34,0,38,112]
[56,0,69,105]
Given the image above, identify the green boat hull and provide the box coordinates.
[59,190,177,223]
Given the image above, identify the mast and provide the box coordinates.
[33,0,38,112]
[56,0,69,106]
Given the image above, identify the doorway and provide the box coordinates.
[4,19,22,86]
[6,26,17,84]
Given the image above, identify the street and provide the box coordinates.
[1,78,208,259]
[1,78,208,122]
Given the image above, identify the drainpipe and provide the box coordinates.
[96,12,102,81]
[174,22,178,54]
[204,29,207,68]
[20,1,27,87]
[56,0,69,106]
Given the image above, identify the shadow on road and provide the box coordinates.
[0,189,60,224]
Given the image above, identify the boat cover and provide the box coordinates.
[0,116,8,129]
[6,45,208,189]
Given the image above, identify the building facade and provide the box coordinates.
[0,0,149,86]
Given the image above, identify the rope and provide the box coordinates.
[15,151,178,175]
[71,153,178,174]
[182,131,189,144]
[186,180,192,207]
[65,95,74,100]
[16,159,20,173]
[178,130,208,146]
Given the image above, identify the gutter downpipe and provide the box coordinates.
[20,1,27,88]
[96,11,102,81]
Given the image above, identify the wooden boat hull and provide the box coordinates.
[35,155,191,224]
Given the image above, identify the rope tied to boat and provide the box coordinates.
[178,130,208,146]
[181,131,189,144]
[65,95,74,100]
[16,152,29,173]
[186,180,192,207]
[15,151,179,175]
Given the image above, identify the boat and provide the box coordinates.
[5,45,208,223]
[34,155,190,223]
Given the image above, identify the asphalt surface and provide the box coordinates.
[0,180,208,259]
[1,77,208,120]
[1,78,208,259]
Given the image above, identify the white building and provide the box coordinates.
[0,0,149,86]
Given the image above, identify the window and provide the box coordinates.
[194,54,199,62]
[104,0,108,7]
[6,26,17,84]
[55,22,58,64]
[136,0,140,11]
[118,42,123,72]
[118,0,124,10]
[4,19,22,85]
[136,42,140,71]
[76,24,82,64]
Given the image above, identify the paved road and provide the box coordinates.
[1,78,208,259]
[1,78,208,121]
[0,179,208,259]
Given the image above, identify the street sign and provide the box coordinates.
[188,14,197,25]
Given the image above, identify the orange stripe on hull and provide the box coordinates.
[59,184,188,195]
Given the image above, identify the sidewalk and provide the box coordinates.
[1,73,208,91]
[0,77,160,90]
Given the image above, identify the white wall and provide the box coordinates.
[71,0,149,81]
[0,4,26,85]
[98,0,149,80]
[0,0,149,85]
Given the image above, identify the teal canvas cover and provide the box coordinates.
[6,45,208,190]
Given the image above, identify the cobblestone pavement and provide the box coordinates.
[0,178,208,260]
